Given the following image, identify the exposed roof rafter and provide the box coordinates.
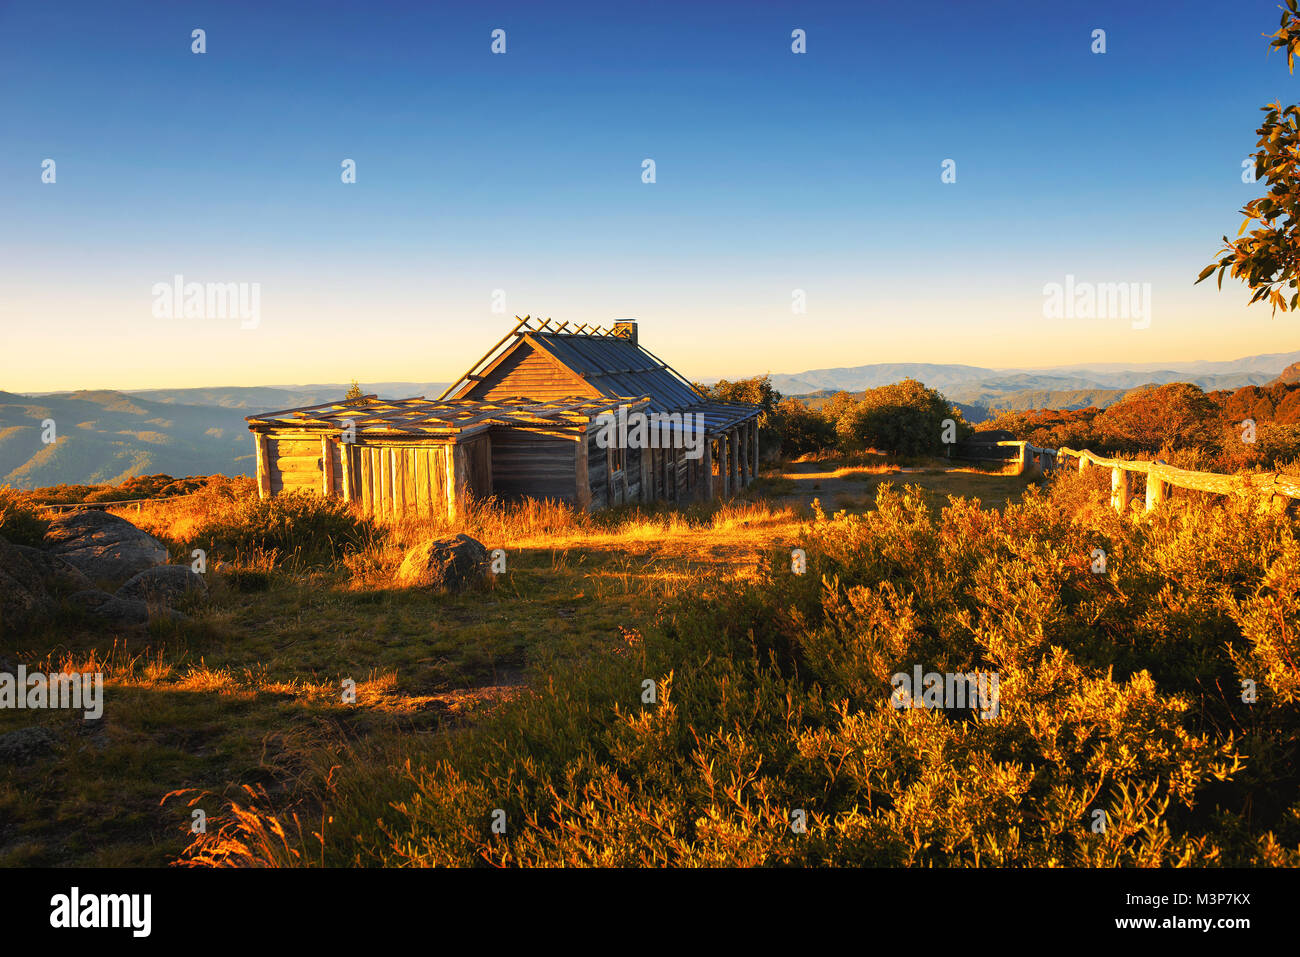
[247,394,652,437]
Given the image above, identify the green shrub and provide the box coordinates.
[772,397,836,457]
[829,379,970,457]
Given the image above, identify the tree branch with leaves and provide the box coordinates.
[1197,1,1300,313]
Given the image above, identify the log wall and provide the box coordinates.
[256,414,760,517]
[492,429,578,504]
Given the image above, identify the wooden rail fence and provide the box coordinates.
[996,441,1300,514]
[35,492,204,513]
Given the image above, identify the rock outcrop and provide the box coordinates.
[9,544,93,594]
[116,565,207,605]
[0,538,47,625]
[42,510,168,582]
[1,513,195,632]
[397,534,490,592]
[67,590,153,625]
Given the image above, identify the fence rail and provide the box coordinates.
[35,493,203,513]
[996,441,1300,514]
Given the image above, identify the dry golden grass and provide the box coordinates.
[1,464,1035,865]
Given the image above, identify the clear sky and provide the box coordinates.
[3,0,1299,392]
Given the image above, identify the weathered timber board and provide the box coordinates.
[491,429,577,503]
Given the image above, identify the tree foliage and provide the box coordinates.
[1094,383,1221,452]
[694,374,783,457]
[981,379,1300,470]
[773,396,837,456]
[1198,1,1300,313]
[830,379,971,456]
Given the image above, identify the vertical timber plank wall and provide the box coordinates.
[367,447,378,517]
[432,446,448,515]
[379,447,392,519]
[410,448,420,512]
[343,444,452,519]
[389,448,400,514]
[394,448,407,514]
[453,442,472,521]
[415,449,430,518]
[358,448,369,513]
[341,443,354,503]
[321,438,336,498]
[444,443,460,521]
[255,434,271,499]
[397,447,406,514]
[403,448,412,513]
[367,448,378,516]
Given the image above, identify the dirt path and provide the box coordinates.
[770,461,1030,511]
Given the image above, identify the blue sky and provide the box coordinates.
[2,0,1299,391]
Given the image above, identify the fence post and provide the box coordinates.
[1145,467,1166,512]
[1079,454,1090,473]
[1111,467,1132,514]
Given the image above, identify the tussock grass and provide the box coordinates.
[166,472,1300,867]
[1,476,807,865]
[0,487,51,547]
[9,463,1295,867]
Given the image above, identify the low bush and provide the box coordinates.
[0,488,50,547]
[182,469,1300,867]
[189,489,373,569]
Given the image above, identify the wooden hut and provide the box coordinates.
[441,317,761,504]
[246,318,761,516]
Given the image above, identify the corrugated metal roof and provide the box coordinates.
[442,317,762,432]
[529,333,718,415]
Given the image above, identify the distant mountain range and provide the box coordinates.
[763,350,1300,399]
[1,383,449,489]
[4,352,1300,489]
[0,389,255,489]
[122,382,451,412]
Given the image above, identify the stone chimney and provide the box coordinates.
[612,319,638,344]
